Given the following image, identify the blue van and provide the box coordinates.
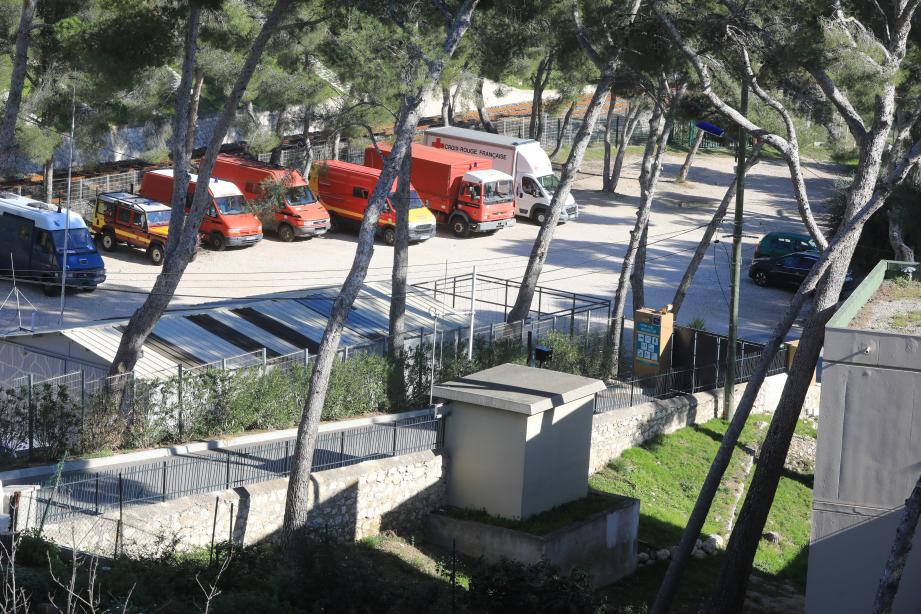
[0,193,106,295]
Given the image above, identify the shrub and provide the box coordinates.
[325,352,391,420]
[465,558,605,613]
[687,317,707,331]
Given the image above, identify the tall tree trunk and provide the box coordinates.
[671,142,764,318]
[529,52,553,140]
[506,0,641,324]
[630,226,648,313]
[301,110,313,177]
[676,128,704,182]
[872,474,921,614]
[602,95,617,190]
[549,100,576,159]
[506,73,616,323]
[330,130,340,160]
[108,0,291,377]
[270,106,287,166]
[42,158,53,203]
[707,80,902,614]
[281,0,478,555]
[888,205,915,261]
[388,153,412,357]
[441,85,452,126]
[606,82,684,378]
[475,77,497,133]
[608,103,641,193]
[185,67,205,157]
[0,0,36,174]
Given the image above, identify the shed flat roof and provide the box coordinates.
[433,363,606,415]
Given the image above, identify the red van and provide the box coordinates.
[308,160,436,245]
[211,154,330,242]
[139,169,263,250]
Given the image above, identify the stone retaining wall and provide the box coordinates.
[18,451,445,557]
[589,374,819,474]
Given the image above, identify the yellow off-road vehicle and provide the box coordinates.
[91,192,173,265]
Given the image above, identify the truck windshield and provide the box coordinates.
[51,228,95,252]
[286,185,317,206]
[147,210,171,226]
[215,195,246,215]
[537,174,560,193]
[483,180,513,203]
[388,190,427,209]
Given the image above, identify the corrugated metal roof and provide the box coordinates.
[54,282,467,380]
[62,327,177,378]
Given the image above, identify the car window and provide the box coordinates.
[117,208,132,224]
[795,239,813,251]
[773,237,791,250]
[522,177,540,197]
[352,186,369,199]
[207,204,217,218]
[134,213,145,228]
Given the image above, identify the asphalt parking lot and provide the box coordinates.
[0,150,841,342]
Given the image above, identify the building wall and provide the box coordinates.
[807,325,921,614]
[19,451,445,557]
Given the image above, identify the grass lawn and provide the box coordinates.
[591,417,816,611]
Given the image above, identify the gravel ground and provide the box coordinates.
[851,279,921,335]
[0,150,842,341]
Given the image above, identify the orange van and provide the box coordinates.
[211,154,330,242]
[139,169,263,250]
[308,160,436,245]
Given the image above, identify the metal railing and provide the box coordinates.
[33,413,444,525]
[594,348,789,413]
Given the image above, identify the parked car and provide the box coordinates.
[753,231,816,261]
[92,192,191,265]
[749,251,855,292]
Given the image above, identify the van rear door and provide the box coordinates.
[0,213,35,275]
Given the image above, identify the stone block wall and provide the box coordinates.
[18,451,445,557]
[589,374,819,474]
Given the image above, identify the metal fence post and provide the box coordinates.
[570,296,576,337]
[538,287,543,320]
[691,330,698,391]
[94,474,99,515]
[225,450,231,489]
[715,340,722,388]
[262,348,267,367]
[80,369,86,447]
[504,279,509,320]
[339,430,345,468]
[117,472,124,556]
[303,348,309,369]
[27,374,33,461]
[177,365,184,441]
[162,461,167,502]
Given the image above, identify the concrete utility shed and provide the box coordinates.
[433,363,606,520]
[806,261,921,614]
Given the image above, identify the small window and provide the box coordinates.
[96,199,106,214]
[208,205,217,218]
[352,187,369,199]
[117,208,132,224]
[134,213,145,228]
[37,230,52,254]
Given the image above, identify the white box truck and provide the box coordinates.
[423,126,578,225]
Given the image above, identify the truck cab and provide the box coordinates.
[450,168,516,237]
[308,160,436,245]
[139,169,263,251]
[0,193,106,295]
[211,154,330,242]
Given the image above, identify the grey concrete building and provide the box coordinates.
[807,260,921,613]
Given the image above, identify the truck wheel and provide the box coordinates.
[328,214,340,232]
[278,224,295,242]
[210,232,226,251]
[532,208,548,226]
[382,226,396,246]
[101,230,117,252]
[149,243,165,266]
[451,216,470,238]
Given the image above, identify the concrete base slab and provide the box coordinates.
[426,493,639,588]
